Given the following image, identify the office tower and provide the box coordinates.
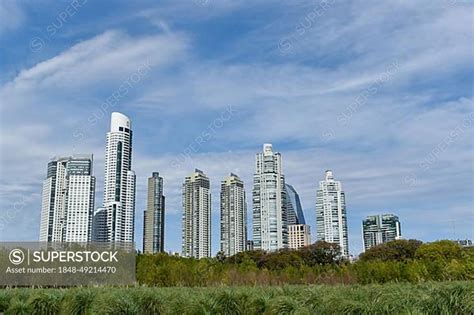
[143,172,165,254]
[285,184,306,225]
[39,155,95,243]
[362,214,401,251]
[94,112,136,245]
[315,170,349,258]
[220,173,247,257]
[92,207,106,242]
[182,169,211,258]
[252,143,288,251]
[288,224,311,249]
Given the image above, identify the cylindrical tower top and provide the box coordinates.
[110,112,131,132]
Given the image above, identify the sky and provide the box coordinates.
[0,0,473,256]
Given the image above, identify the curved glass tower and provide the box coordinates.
[285,184,306,225]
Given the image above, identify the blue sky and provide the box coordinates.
[0,0,473,256]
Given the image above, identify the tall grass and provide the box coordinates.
[63,288,95,315]
[0,281,472,314]
[28,290,64,315]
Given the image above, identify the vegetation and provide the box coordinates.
[0,282,472,314]
[1,240,472,313]
[137,240,474,286]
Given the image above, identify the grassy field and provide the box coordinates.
[0,281,473,314]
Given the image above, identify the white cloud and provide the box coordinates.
[1,30,188,104]
[0,1,25,35]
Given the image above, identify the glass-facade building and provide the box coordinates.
[362,214,401,251]
[285,183,306,225]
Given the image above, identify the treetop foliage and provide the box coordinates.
[136,240,473,286]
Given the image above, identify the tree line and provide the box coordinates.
[136,239,473,286]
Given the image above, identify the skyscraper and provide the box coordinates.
[315,170,349,258]
[143,172,165,254]
[39,155,95,243]
[288,224,311,249]
[220,173,247,256]
[252,143,287,251]
[285,184,306,225]
[362,214,401,251]
[94,112,136,245]
[182,169,211,258]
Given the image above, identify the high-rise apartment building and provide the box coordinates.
[288,224,311,249]
[182,169,211,258]
[93,112,136,245]
[362,214,401,251]
[285,184,306,225]
[252,143,287,251]
[220,173,247,257]
[39,155,95,243]
[143,172,165,254]
[315,170,349,258]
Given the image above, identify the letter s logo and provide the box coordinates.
[9,249,25,265]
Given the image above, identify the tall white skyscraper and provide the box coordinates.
[220,173,247,257]
[362,214,401,251]
[94,112,136,245]
[252,143,287,251]
[39,155,95,243]
[316,170,349,258]
[182,169,211,258]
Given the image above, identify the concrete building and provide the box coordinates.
[182,169,211,258]
[39,155,95,243]
[143,172,165,254]
[315,170,349,258]
[252,144,288,251]
[94,112,136,246]
[288,224,311,249]
[220,173,247,256]
[362,214,401,251]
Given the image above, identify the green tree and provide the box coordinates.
[300,241,342,265]
[359,239,422,262]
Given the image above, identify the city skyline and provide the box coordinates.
[1,1,472,256]
[12,111,474,256]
